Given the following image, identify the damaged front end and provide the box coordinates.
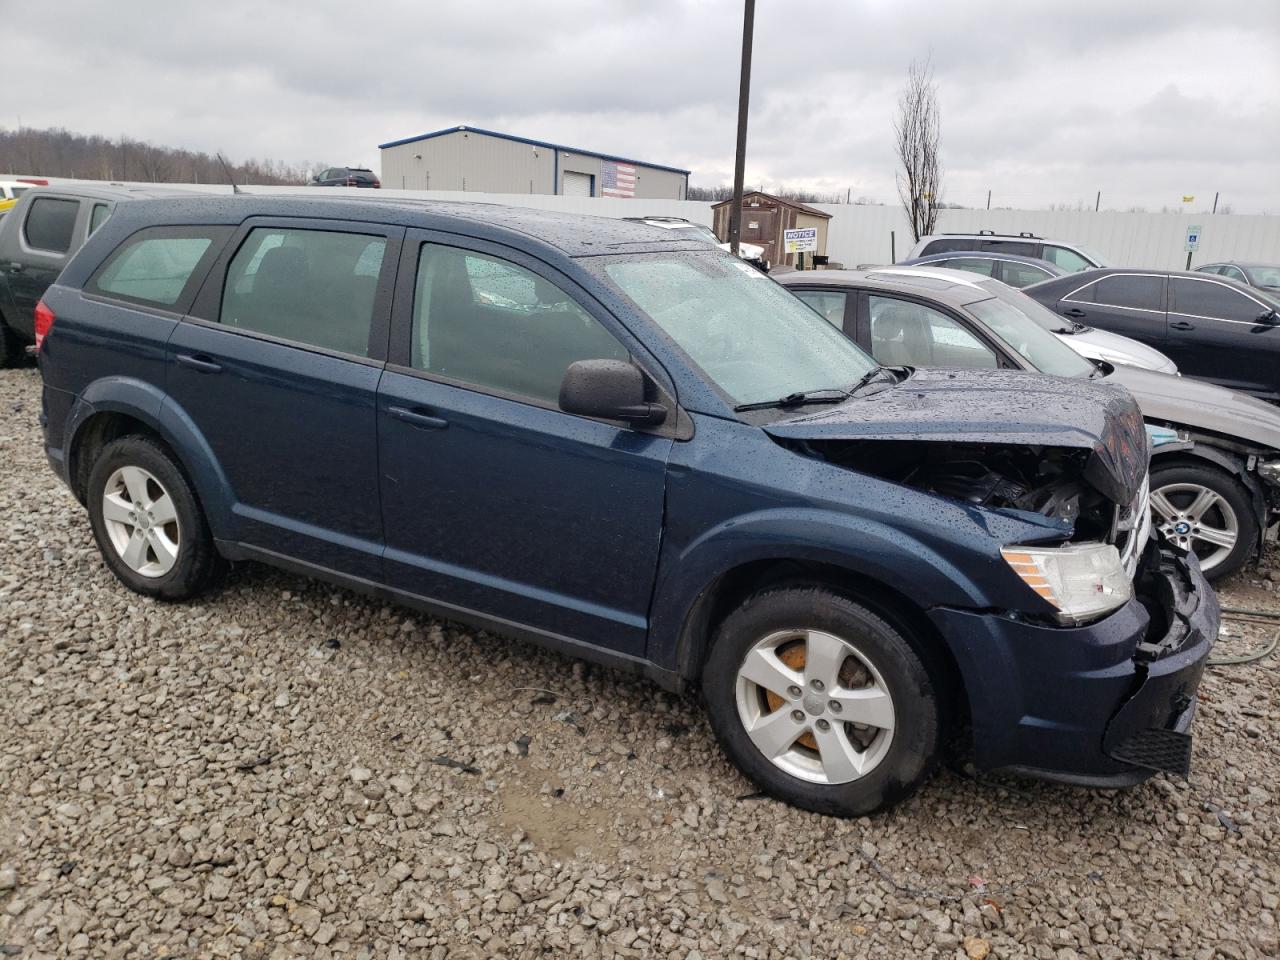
[767,368,1152,624]
[762,368,1218,785]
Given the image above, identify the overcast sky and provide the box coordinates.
[7,0,1279,213]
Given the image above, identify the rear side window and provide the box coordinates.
[999,261,1052,287]
[920,239,973,256]
[220,227,386,357]
[24,197,79,253]
[88,227,223,308]
[944,257,996,277]
[1092,275,1164,311]
[980,239,1036,256]
[88,203,111,236]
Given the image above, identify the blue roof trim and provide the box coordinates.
[377,125,691,177]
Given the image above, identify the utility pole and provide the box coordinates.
[728,0,755,257]
[1212,191,1219,214]
[1095,190,1101,212]
[986,189,991,211]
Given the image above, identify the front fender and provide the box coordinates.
[647,504,1054,679]
[65,377,236,539]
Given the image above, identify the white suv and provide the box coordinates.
[905,232,1106,273]
[623,217,769,272]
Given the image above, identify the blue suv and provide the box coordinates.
[37,196,1217,815]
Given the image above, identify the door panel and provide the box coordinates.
[167,323,386,575]
[169,218,402,578]
[1059,274,1167,352]
[1167,276,1280,398]
[378,232,672,654]
[4,197,84,337]
[378,372,670,653]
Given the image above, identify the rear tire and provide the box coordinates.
[87,435,224,600]
[701,586,941,817]
[1149,461,1256,583]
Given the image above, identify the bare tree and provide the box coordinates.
[894,57,943,241]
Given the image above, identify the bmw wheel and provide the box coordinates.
[1149,463,1257,583]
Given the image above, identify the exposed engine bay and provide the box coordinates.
[781,438,1118,543]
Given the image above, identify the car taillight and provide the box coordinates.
[372,180,381,188]
[34,299,54,350]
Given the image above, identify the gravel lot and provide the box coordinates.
[1,364,1277,959]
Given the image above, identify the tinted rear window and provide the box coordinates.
[93,232,216,306]
[920,239,974,255]
[1092,275,1164,310]
[24,197,79,253]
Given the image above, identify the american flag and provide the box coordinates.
[601,161,637,198]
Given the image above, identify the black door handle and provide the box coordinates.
[388,405,448,430]
[1169,321,1195,331]
[1063,308,1087,318]
[175,353,223,374]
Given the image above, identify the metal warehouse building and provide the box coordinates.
[378,125,690,200]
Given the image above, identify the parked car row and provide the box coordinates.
[25,193,1221,818]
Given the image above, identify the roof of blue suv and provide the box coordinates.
[88,194,702,258]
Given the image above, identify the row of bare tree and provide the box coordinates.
[0,127,324,187]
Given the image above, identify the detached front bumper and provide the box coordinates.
[930,544,1218,787]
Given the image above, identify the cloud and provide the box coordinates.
[5,0,1279,211]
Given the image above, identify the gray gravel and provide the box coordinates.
[1,365,1277,959]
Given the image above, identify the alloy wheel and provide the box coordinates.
[101,465,181,578]
[734,628,896,785]
[1150,481,1238,574]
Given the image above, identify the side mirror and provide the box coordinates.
[1259,309,1280,326]
[559,359,667,425]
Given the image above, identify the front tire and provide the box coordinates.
[87,436,223,600]
[1149,462,1256,583]
[702,587,941,816]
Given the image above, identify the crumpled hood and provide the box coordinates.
[1106,364,1280,452]
[765,367,1150,504]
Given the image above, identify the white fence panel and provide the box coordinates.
[38,178,1280,271]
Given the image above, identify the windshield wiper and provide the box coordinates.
[733,388,848,412]
[848,365,897,395]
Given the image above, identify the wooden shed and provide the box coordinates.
[711,191,832,268]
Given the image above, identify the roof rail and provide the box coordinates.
[941,230,1044,240]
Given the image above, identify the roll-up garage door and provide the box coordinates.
[563,171,593,197]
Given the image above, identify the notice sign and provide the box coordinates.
[1185,224,1202,252]
[783,227,818,254]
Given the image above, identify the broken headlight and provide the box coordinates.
[1257,459,1280,488]
[1001,543,1133,625]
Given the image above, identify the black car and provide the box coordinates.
[1195,261,1280,296]
[1025,269,1280,402]
[309,167,381,188]
[0,184,184,366]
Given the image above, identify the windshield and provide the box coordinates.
[965,297,1096,378]
[976,278,1085,333]
[592,251,877,405]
